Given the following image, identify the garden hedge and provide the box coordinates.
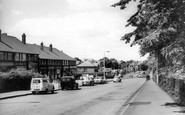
[0,69,43,93]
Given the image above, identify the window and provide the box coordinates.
[28,54,38,61]
[4,53,8,60]
[43,79,48,83]
[7,53,13,61]
[0,52,4,60]
[15,53,19,61]
[33,80,40,83]
[22,54,26,61]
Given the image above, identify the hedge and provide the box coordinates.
[153,73,185,106]
[0,68,43,93]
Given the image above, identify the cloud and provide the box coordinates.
[0,4,3,11]
[13,11,123,38]
[66,0,102,11]
[10,11,129,59]
[4,0,146,61]
[11,10,24,16]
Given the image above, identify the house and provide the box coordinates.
[77,61,97,75]
[27,42,76,79]
[0,31,38,72]
[0,30,76,80]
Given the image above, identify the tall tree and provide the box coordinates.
[112,0,185,67]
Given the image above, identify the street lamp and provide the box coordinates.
[104,51,110,78]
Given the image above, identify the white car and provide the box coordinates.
[30,78,54,94]
[82,76,95,86]
[94,76,107,84]
[113,75,121,82]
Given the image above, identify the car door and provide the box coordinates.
[47,80,53,91]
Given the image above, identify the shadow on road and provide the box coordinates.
[174,110,185,113]
[162,102,184,107]
[0,101,40,104]
[123,101,151,106]
[34,91,58,95]
[162,102,185,113]
[61,88,82,91]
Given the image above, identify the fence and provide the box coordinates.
[153,73,185,105]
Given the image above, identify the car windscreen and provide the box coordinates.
[43,79,48,83]
[96,77,103,79]
[61,78,71,82]
[33,79,40,83]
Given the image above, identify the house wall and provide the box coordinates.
[77,67,95,74]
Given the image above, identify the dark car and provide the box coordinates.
[60,76,78,90]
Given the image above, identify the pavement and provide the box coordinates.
[0,90,31,100]
[123,79,185,115]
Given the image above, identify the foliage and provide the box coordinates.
[98,57,119,69]
[0,68,43,79]
[139,63,148,71]
[112,0,185,68]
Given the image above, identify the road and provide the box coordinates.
[0,78,145,115]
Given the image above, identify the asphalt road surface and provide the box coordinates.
[0,78,145,115]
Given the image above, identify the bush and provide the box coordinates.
[158,74,185,106]
[0,68,43,93]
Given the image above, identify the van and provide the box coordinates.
[30,78,54,94]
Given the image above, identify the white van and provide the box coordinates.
[30,78,54,94]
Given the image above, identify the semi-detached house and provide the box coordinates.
[27,42,76,79]
[0,30,76,79]
[0,30,38,72]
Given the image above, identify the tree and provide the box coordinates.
[112,0,185,68]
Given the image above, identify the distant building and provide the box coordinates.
[77,61,97,74]
[0,31,38,72]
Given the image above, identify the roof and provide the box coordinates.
[0,34,37,54]
[92,62,98,67]
[77,61,96,67]
[52,48,75,61]
[27,44,75,61]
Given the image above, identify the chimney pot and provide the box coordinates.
[22,33,26,44]
[40,42,44,50]
[49,44,53,52]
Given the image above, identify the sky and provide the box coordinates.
[0,0,148,61]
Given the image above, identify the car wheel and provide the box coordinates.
[76,84,79,90]
[51,87,54,94]
[45,89,48,94]
[32,91,36,95]
[75,83,78,90]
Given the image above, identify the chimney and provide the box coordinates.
[22,33,26,44]
[49,44,53,52]
[40,42,44,50]
[0,30,1,42]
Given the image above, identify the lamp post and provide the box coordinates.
[104,51,110,78]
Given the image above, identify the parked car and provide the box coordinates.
[30,78,54,94]
[60,76,78,90]
[113,75,121,82]
[81,75,95,86]
[94,76,107,84]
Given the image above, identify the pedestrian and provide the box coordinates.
[146,75,150,81]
